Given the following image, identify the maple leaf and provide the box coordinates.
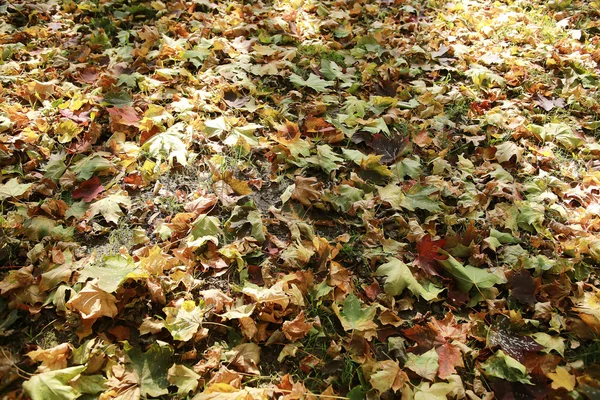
[164,300,205,341]
[86,193,132,224]
[67,280,119,321]
[23,366,86,400]
[547,366,576,391]
[79,254,137,293]
[142,122,189,167]
[27,343,71,372]
[489,320,543,362]
[72,176,104,202]
[480,350,533,385]
[70,154,115,180]
[367,360,407,393]
[290,175,321,206]
[199,289,233,313]
[124,341,173,398]
[40,253,74,292]
[334,293,378,333]
[368,133,408,163]
[406,348,439,381]
[414,235,447,276]
[106,105,140,127]
[0,266,34,294]
[0,178,32,200]
[374,257,441,300]
[289,73,334,92]
[227,343,261,375]
[495,141,524,163]
[437,251,499,293]
[506,269,537,306]
[436,343,465,380]
[168,364,201,396]
[56,119,83,143]
[282,311,313,342]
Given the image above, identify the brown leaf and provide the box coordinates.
[282,311,313,342]
[199,289,233,313]
[506,269,538,306]
[291,176,321,206]
[0,266,34,294]
[27,343,71,372]
[67,280,118,321]
[368,133,408,163]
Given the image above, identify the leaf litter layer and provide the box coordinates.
[1,0,600,399]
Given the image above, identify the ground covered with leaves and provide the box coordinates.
[2,0,600,398]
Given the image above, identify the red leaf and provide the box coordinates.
[402,324,444,353]
[106,106,140,127]
[72,176,104,202]
[436,343,464,379]
[414,235,447,276]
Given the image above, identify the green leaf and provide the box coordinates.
[44,153,67,182]
[361,118,390,135]
[490,229,521,244]
[392,157,422,180]
[79,254,137,293]
[343,96,368,117]
[189,214,222,247]
[40,251,74,292]
[529,123,584,150]
[402,185,441,212]
[315,145,344,174]
[517,202,545,233]
[289,73,334,92]
[335,293,378,332]
[142,122,188,167]
[378,184,441,212]
[531,332,565,357]
[125,340,173,397]
[320,60,355,87]
[480,350,532,384]
[0,178,32,200]
[374,258,440,301]
[24,216,56,240]
[23,366,86,400]
[324,184,364,212]
[72,374,107,395]
[164,300,204,341]
[224,124,262,147]
[168,364,201,396]
[101,90,133,107]
[87,194,131,224]
[437,252,500,293]
[70,154,114,180]
[247,209,266,243]
[405,348,439,381]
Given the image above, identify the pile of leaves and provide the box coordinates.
[2,0,600,398]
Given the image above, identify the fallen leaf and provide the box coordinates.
[72,176,104,202]
[282,311,313,342]
[547,366,576,391]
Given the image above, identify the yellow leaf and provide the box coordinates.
[547,367,576,391]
